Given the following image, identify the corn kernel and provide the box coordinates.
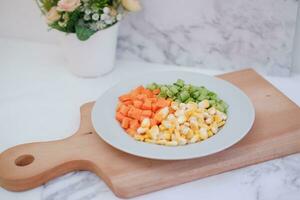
[214,115,222,123]
[166,141,178,146]
[159,124,166,131]
[150,125,159,140]
[134,134,145,141]
[145,139,155,143]
[179,103,187,110]
[157,140,167,145]
[175,109,184,117]
[185,110,193,118]
[177,115,186,124]
[137,127,147,134]
[186,130,194,140]
[167,114,176,121]
[187,102,198,110]
[218,121,226,127]
[159,107,169,119]
[189,134,200,143]
[144,133,151,139]
[177,137,187,145]
[211,125,218,134]
[198,100,209,109]
[164,132,171,140]
[174,129,181,139]
[190,123,199,131]
[141,118,150,128]
[205,117,213,125]
[208,130,213,137]
[162,120,173,129]
[199,123,209,129]
[171,102,179,110]
[199,127,208,140]
[208,107,216,115]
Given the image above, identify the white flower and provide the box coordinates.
[62,13,69,20]
[96,21,106,29]
[103,7,110,14]
[57,0,81,12]
[84,9,92,15]
[46,7,61,24]
[58,21,67,27]
[89,22,98,31]
[105,19,113,25]
[100,14,108,20]
[83,14,90,21]
[92,13,99,21]
[116,14,122,21]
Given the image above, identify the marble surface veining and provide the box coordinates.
[41,154,300,200]
[117,0,298,75]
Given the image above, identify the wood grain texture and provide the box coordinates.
[0,69,300,198]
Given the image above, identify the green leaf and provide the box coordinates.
[75,24,96,41]
[50,22,68,32]
[65,10,82,33]
[41,0,54,11]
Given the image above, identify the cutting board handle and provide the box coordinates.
[0,103,98,192]
[0,135,95,191]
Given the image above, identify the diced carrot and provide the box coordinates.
[151,103,159,112]
[128,107,142,120]
[133,109,142,120]
[127,107,135,118]
[154,113,164,123]
[142,99,152,110]
[119,94,132,102]
[130,119,139,130]
[116,102,122,111]
[141,110,152,117]
[133,85,145,94]
[148,98,158,103]
[142,89,154,98]
[150,118,158,126]
[126,128,136,136]
[151,112,156,118]
[156,98,168,108]
[119,104,129,116]
[152,88,160,95]
[133,100,143,108]
[123,100,133,106]
[136,94,147,101]
[116,112,126,122]
[121,117,130,129]
[166,99,172,106]
[139,115,148,123]
[169,108,176,114]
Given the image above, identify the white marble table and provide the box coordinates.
[0,38,300,200]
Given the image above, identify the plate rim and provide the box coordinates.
[91,69,255,160]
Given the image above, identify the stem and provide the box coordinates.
[34,0,46,14]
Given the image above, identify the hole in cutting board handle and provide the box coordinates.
[83,132,93,135]
[15,154,34,167]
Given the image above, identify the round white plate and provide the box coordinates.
[92,70,255,160]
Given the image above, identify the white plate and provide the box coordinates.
[92,70,255,160]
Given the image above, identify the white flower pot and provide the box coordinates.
[60,23,119,78]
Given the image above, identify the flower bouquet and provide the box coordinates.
[35,0,141,77]
[36,0,141,40]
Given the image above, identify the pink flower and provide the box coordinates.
[57,0,81,12]
[121,0,141,12]
[46,7,61,24]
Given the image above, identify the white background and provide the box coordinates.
[0,0,299,74]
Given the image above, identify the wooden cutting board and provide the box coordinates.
[0,69,300,198]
